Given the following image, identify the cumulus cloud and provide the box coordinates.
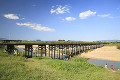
[50,5,70,14]
[65,17,76,21]
[97,14,110,18]
[16,22,55,32]
[79,10,96,19]
[4,14,19,19]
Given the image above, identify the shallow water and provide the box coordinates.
[87,59,120,70]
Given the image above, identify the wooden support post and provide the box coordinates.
[91,45,93,49]
[56,45,58,59]
[84,45,86,51]
[85,45,87,50]
[62,45,63,60]
[67,45,69,55]
[75,45,76,55]
[86,45,87,50]
[57,45,58,59]
[65,45,66,55]
[79,44,81,54]
[49,45,50,57]
[76,45,78,54]
[83,45,84,51]
[28,46,29,57]
[69,45,71,60]
[74,45,75,55]
[41,46,43,57]
[90,45,91,49]
[87,45,88,50]
[59,45,60,59]
[93,45,94,49]
[54,45,55,59]
[72,45,73,55]
[30,45,32,58]
[25,45,27,57]
[45,45,46,56]
[51,46,53,58]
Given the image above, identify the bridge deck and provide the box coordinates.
[0,43,101,45]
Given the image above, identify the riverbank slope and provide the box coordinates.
[0,47,120,80]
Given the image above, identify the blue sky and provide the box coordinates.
[0,0,120,41]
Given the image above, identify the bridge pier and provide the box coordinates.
[75,45,77,55]
[49,45,50,57]
[25,45,32,58]
[7,44,14,54]
[53,45,56,59]
[69,45,71,60]
[79,45,80,54]
[58,45,60,59]
[51,46,53,58]
[62,45,63,60]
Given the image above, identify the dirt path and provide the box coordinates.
[81,46,120,62]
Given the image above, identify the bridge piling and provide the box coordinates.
[7,44,14,54]
[54,45,55,59]
[69,45,71,60]
[79,45,81,54]
[62,45,63,60]
[59,45,60,59]
[25,45,32,58]
[45,45,46,56]
[49,45,50,57]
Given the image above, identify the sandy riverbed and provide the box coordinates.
[16,45,38,49]
[81,46,120,62]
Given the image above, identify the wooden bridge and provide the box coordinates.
[0,42,105,60]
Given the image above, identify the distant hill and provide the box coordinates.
[0,38,8,40]
[99,40,120,42]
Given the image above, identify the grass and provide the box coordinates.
[0,47,120,80]
[104,42,120,49]
[117,44,120,49]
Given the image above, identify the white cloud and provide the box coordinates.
[79,10,96,19]
[22,18,25,20]
[32,5,36,7]
[4,14,19,19]
[65,17,76,21]
[16,22,55,32]
[97,14,110,18]
[117,8,120,10]
[50,5,70,14]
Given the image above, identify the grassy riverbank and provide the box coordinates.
[104,42,120,49]
[0,48,120,80]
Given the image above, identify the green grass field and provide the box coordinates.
[0,47,120,80]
